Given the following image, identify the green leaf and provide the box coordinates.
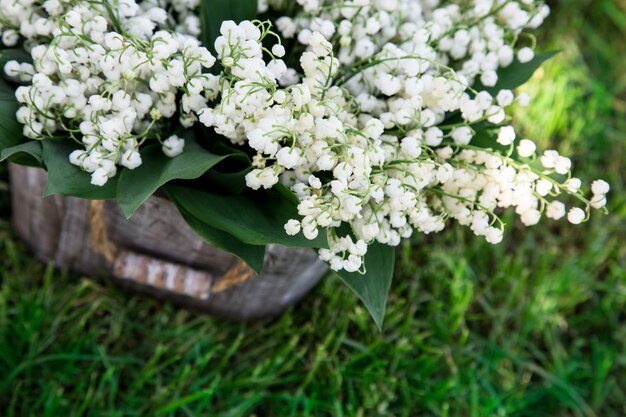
[116,139,226,218]
[41,140,118,200]
[335,243,395,330]
[176,206,266,274]
[102,2,123,33]
[0,50,32,153]
[274,183,299,206]
[478,51,559,93]
[0,48,32,69]
[0,79,22,152]
[198,126,251,159]
[0,140,43,167]
[203,166,251,195]
[192,127,253,194]
[200,0,258,54]
[165,185,328,249]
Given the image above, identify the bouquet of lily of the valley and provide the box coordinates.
[0,0,609,326]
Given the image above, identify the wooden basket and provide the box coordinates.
[8,163,328,320]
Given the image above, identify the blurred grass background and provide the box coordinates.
[1,0,625,416]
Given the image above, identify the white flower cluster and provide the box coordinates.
[194,3,607,272]
[278,0,550,86]
[1,0,609,273]
[1,0,214,185]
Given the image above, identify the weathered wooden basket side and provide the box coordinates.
[9,163,328,320]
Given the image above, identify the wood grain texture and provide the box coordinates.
[8,163,328,320]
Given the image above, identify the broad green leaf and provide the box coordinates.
[203,166,251,195]
[200,0,258,54]
[465,127,496,149]
[177,206,266,274]
[0,50,32,152]
[0,140,43,167]
[198,126,251,159]
[335,242,395,330]
[0,79,22,152]
[477,51,559,93]
[275,183,299,206]
[0,48,32,68]
[41,140,118,200]
[193,126,253,194]
[165,185,328,249]
[116,139,226,218]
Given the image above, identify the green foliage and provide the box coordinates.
[178,206,266,274]
[41,140,118,200]
[116,137,226,218]
[166,185,328,249]
[0,141,42,167]
[0,48,31,68]
[200,0,258,54]
[202,167,251,194]
[334,242,395,330]
[197,131,253,195]
[476,51,559,94]
[0,49,29,152]
[0,79,22,152]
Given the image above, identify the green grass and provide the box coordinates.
[1,1,625,415]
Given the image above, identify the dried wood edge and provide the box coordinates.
[212,260,256,293]
[89,199,257,294]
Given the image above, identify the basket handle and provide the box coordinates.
[89,200,255,297]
